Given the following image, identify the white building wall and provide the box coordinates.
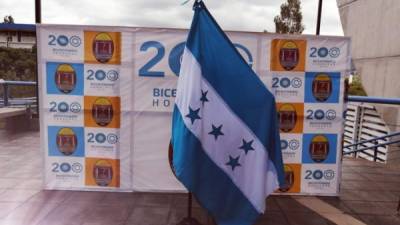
[337,0,400,165]
[0,32,36,49]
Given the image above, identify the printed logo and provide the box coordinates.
[48,126,84,157]
[84,96,120,128]
[271,74,305,103]
[49,101,81,114]
[312,73,332,102]
[305,72,340,104]
[271,39,306,72]
[304,169,336,181]
[92,97,114,127]
[84,66,120,96]
[279,41,299,71]
[48,34,81,48]
[84,31,121,65]
[281,134,302,164]
[309,135,329,163]
[309,47,341,59]
[46,62,84,96]
[93,159,113,187]
[302,134,337,164]
[56,127,77,156]
[278,104,297,132]
[329,47,340,58]
[279,165,294,192]
[281,139,300,150]
[304,106,340,131]
[55,64,76,94]
[92,33,114,63]
[301,164,338,193]
[52,162,83,174]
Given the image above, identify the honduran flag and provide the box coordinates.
[171,1,285,225]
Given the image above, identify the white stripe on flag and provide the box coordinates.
[175,47,279,213]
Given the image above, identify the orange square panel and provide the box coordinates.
[85,158,120,188]
[276,102,304,133]
[270,39,306,72]
[84,31,121,65]
[84,96,121,128]
[277,163,301,193]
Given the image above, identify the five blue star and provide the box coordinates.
[226,155,241,171]
[200,90,209,105]
[208,124,224,140]
[185,107,201,124]
[239,139,255,154]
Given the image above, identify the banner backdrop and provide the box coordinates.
[38,24,350,195]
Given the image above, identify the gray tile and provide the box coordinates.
[63,191,105,204]
[0,189,40,202]
[316,196,352,213]
[344,201,399,215]
[275,197,314,213]
[340,189,399,202]
[169,193,202,209]
[27,190,72,204]
[341,172,369,181]
[358,214,400,225]
[168,207,209,225]
[0,202,23,219]
[265,196,283,212]
[4,202,59,225]
[82,220,126,225]
[284,212,332,225]
[101,192,139,206]
[40,202,90,223]
[135,193,172,207]
[257,211,289,225]
[81,204,131,222]
[126,206,170,225]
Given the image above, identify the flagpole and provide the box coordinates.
[316,0,323,35]
[34,0,41,119]
[169,143,203,225]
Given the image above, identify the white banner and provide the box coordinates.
[38,24,350,195]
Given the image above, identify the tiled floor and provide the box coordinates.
[0,130,399,225]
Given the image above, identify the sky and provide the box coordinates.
[0,0,343,36]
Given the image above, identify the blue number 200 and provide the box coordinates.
[139,41,165,77]
[138,41,253,77]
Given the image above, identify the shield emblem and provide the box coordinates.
[278,104,297,132]
[92,97,113,127]
[279,41,299,71]
[312,74,332,102]
[310,135,329,163]
[55,64,76,94]
[56,127,77,156]
[93,160,113,186]
[279,165,294,192]
[92,33,114,63]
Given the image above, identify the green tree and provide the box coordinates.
[274,0,305,34]
[348,75,367,96]
[2,15,14,24]
[0,46,36,98]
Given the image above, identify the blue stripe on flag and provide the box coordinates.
[171,105,260,225]
[185,3,284,186]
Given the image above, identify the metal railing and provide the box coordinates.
[343,95,400,162]
[343,131,400,162]
[0,80,37,107]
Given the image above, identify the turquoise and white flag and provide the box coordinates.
[171,1,285,225]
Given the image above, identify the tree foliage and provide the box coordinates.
[274,0,305,34]
[348,75,367,96]
[0,46,37,98]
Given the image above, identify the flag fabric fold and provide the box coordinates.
[171,1,285,225]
